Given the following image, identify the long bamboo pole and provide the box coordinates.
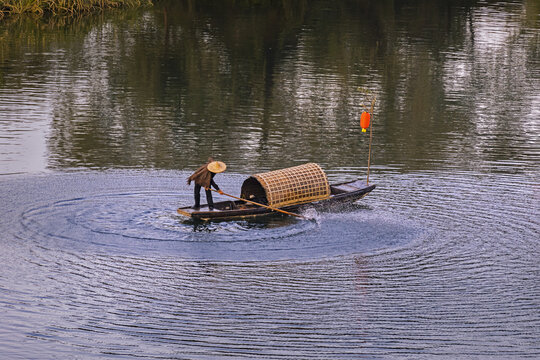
[209,188,307,219]
[366,97,376,185]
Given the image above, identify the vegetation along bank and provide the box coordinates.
[0,0,153,18]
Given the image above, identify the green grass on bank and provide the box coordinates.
[0,0,153,18]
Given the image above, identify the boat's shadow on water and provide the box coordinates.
[182,213,298,233]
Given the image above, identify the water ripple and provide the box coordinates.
[8,172,419,262]
[1,170,539,358]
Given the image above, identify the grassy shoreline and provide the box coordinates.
[0,0,153,18]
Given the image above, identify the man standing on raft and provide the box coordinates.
[187,159,226,210]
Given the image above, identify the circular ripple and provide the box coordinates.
[3,170,538,359]
[18,188,420,261]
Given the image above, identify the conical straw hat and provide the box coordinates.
[207,161,227,173]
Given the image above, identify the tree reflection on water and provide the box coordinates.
[0,0,538,175]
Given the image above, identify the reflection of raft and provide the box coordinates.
[177,163,375,221]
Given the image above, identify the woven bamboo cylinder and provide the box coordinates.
[240,163,330,208]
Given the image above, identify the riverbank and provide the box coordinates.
[0,0,152,18]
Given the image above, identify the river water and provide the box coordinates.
[1,1,539,358]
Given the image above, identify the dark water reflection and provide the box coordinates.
[1,0,538,174]
[0,0,539,359]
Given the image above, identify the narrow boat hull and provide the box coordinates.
[177,180,375,221]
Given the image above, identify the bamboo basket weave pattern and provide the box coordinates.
[250,163,330,207]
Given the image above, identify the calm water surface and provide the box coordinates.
[1,0,539,358]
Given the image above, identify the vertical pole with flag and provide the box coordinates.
[359,92,376,185]
[366,97,376,185]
